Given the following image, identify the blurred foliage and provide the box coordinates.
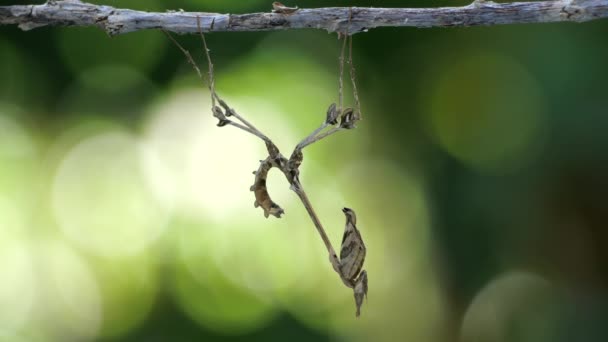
[1,0,608,341]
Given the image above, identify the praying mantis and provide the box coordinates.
[163,8,369,316]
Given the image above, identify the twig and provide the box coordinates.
[1,0,607,36]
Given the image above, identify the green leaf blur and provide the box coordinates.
[1,1,608,341]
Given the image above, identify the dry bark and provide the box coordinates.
[1,0,607,36]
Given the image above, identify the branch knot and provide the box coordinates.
[561,3,587,21]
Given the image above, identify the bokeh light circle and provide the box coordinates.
[144,89,297,221]
[0,195,28,241]
[0,240,35,335]
[0,108,39,209]
[148,88,304,335]
[461,270,560,342]
[0,111,38,338]
[51,129,171,257]
[0,330,43,342]
[34,239,102,341]
[171,214,281,335]
[424,52,546,172]
[88,254,159,339]
[0,106,36,160]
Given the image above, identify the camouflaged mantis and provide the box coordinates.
[164,14,368,317]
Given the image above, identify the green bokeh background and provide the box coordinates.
[1,0,608,341]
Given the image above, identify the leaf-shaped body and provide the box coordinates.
[339,208,366,283]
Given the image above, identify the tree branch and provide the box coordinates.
[1,0,607,36]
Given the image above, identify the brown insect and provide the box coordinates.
[164,15,369,317]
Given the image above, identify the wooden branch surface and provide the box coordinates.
[1,0,607,36]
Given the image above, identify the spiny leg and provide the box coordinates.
[296,106,358,151]
[293,38,348,153]
[195,18,280,156]
[295,103,339,150]
[195,19,287,211]
[294,30,363,153]
[165,18,279,156]
[195,18,271,138]
[164,19,285,219]
[338,31,348,113]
